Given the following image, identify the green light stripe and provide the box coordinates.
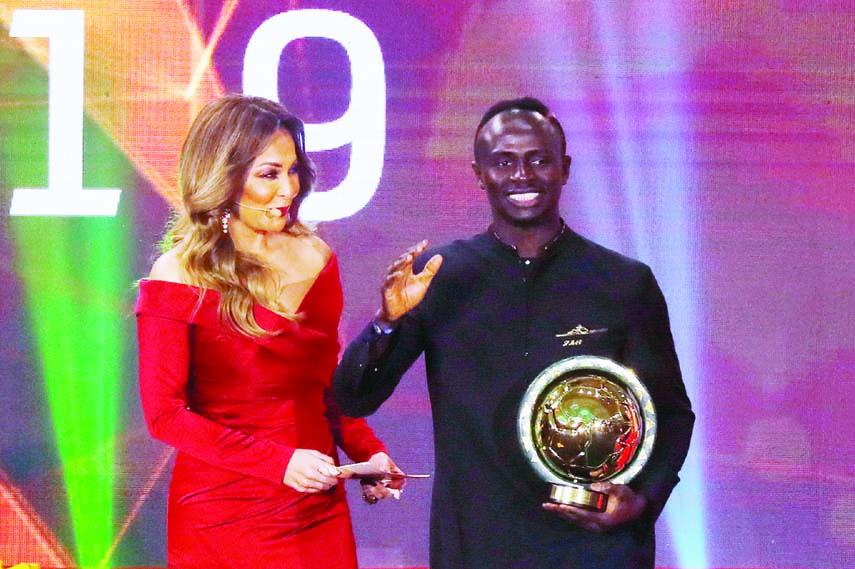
[2,43,132,567]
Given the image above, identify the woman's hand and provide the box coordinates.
[360,452,406,505]
[283,449,340,493]
[380,241,443,323]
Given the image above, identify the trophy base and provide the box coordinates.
[549,484,608,512]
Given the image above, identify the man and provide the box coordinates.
[333,97,694,568]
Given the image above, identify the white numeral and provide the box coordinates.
[9,9,121,217]
[243,9,385,221]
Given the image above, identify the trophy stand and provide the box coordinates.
[549,483,608,512]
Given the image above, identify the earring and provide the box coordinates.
[221,208,231,234]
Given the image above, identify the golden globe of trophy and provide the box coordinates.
[517,356,656,512]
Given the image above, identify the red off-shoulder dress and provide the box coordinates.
[135,255,385,568]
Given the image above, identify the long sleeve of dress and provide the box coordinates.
[323,388,388,463]
[137,313,295,484]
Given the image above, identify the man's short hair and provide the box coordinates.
[474,97,567,156]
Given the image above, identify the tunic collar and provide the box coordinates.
[488,218,569,260]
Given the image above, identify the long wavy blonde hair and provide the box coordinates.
[164,94,317,336]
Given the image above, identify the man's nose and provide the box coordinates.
[510,161,531,181]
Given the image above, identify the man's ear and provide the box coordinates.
[562,155,572,184]
[472,161,485,189]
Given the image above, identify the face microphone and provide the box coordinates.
[235,204,290,218]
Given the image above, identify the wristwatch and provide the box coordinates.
[367,318,397,342]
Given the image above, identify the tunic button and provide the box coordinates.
[524,259,531,265]
[524,351,529,358]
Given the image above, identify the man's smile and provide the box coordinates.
[506,189,543,206]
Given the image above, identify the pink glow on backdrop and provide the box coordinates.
[0,1,853,567]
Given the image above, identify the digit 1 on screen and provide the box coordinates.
[243,9,385,222]
[8,9,121,217]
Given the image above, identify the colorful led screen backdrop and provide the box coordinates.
[1,1,853,567]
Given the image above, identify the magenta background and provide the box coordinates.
[1,1,854,567]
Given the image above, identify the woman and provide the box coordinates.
[135,94,401,568]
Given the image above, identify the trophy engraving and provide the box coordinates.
[517,356,656,512]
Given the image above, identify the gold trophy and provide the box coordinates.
[517,356,656,512]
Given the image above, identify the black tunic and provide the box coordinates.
[334,228,694,569]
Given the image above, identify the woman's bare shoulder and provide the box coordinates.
[304,233,332,259]
[267,232,332,284]
[148,247,185,283]
[293,234,333,273]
